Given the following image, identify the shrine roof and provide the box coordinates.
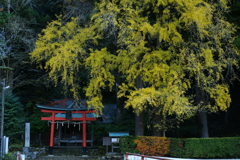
[36,99,94,111]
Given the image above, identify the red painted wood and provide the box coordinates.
[125,153,172,160]
[41,117,96,121]
[82,122,87,147]
[40,108,97,150]
[40,109,96,121]
[50,112,55,147]
[82,112,87,147]
[41,109,96,114]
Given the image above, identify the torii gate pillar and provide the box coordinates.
[49,112,55,155]
[82,121,87,155]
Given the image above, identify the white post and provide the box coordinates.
[25,123,30,147]
[2,136,8,155]
[5,137,8,154]
[1,79,6,158]
[2,136,5,156]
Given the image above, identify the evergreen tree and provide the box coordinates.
[0,91,25,142]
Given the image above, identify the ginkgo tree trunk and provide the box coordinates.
[30,0,239,136]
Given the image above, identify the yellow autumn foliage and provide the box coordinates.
[30,0,238,120]
[134,136,171,156]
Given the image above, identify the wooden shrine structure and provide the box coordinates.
[36,99,97,155]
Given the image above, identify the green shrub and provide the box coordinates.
[134,136,170,156]
[168,138,185,158]
[2,153,16,160]
[224,137,240,158]
[119,135,139,154]
[183,137,240,158]
[121,136,240,158]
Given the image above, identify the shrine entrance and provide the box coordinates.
[36,99,97,155]
[55,122,94,146]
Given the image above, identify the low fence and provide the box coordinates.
[125,153,172,160]
[124,153,238,160]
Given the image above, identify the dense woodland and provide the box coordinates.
[0,0,240,144]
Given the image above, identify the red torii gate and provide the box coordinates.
[40,109,96,155]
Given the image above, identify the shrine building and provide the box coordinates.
[36,99,97,155]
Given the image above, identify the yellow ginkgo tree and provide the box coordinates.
[30,0,239,136]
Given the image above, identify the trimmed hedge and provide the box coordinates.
[120,136,170,156]
[168,138,185,158]
[119,135,139,154]
[119,136,240,158]
[183,137,240,158]
[134,136,170,156]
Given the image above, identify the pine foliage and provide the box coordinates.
[0,91,25,140]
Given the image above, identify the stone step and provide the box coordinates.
[36,155,99,160]
[36,155,123,160]
[19,147,123,160]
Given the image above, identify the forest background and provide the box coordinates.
[0,0,240,144]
